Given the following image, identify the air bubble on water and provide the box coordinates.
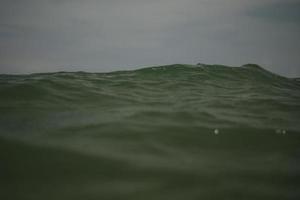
[275,129,281,134]
[275,129,287,135]
[214,129,219,135]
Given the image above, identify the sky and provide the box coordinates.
[0,0,299,77]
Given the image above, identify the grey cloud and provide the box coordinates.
[246,0,300,24]
[0,0,299,77]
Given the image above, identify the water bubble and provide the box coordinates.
[275,129,287,135]
[214,129,219,135]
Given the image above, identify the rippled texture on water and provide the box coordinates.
[1,64,300,200]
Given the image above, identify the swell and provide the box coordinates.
[1,64,300,200]
[0,64,298,101]
[0,63,300,135]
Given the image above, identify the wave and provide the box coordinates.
[1,64,300,199]
[1,64,300,134]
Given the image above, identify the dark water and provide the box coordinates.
[1,64,300,200]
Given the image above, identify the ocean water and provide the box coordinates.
[0,64,300,200]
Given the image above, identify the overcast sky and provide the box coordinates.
[0,0,299,77]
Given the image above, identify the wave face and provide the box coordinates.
[1,64,300,200]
